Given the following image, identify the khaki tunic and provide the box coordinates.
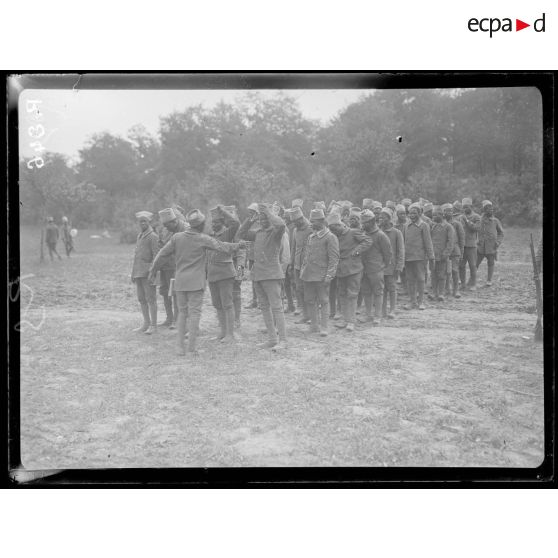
[237,214,286,281]
[335,227,373,277]
[132,227,160,279]
[153,230,238,291]
[300,228,339,282]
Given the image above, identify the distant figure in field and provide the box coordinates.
[45,217,62,261]
[61,216,74,257]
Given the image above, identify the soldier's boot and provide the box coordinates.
[133,303,151,332]
[145,303,158,334]
[445,273,452,297]
[452,272,461,298]
[233,295,241,329]
[221,307,237,344]
[437,276,446,301]
[373,294,383,325]
[176,311,187,356]
[429,274,438,301]
[319,307,329,337]
[335,298,348,328]
[187,315,200,356]
[358,295,374,323]
[271,308,288,350]
[387,291,397,319]
[306,304,320,333]
[294,303,311,324]
[487,263,495,285]
[258,308,279,349]
[381,292,388,318]
[345,297,357,331]
[212,309,226,341]
[161,296,173,326]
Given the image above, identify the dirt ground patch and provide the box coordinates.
[16,226,544,468]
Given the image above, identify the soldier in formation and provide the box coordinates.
[128,195,504,357]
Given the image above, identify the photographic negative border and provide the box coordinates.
[4,71,556,486]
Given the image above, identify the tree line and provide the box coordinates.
[19,87,543,235]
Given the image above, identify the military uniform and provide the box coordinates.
[403,218,434,308]
[333,226,372,327]
[381,223,405,317]
[446,216,465,296]
[158,218,188,325]
[291,218,313,321]
[360,225,392,321]
[430,220,455,299]
[301,226,340,333]
[132,225,160,330]
[152,227,239,354]
[458,210,481,288]
[45,221,62,260]
[477,213,504,283]
[208,211,241,340]
[238,211,288,347]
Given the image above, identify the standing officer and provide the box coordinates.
[150,209,243,357]
[300,208,340,336]
[131,211,160,334]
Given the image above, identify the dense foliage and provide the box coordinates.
[19,87,543,231]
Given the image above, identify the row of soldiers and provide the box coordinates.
[130,197,504,356]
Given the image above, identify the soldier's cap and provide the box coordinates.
[159,207,177,224]
[395,204,406,213]
[386,200,396,209]
[401,198,412,205]
[432,205,442,213]
[326,212,342,226]
[350,206,362,216]
[339,200,353,209]
[441,203,453,211]
[380,207,393,219]
[482,200,493,208]
[329,204,343,216]
[362,198,374,209]
[209,206,222,218]
[135,211,153,220]
[360,209,375,223]
[313,201,326,210]
[224,205,237,215]
[291,198,304,208]
[288,206,304,220]
[47,216,54,222]
[310,208,325,220]
[423,202,434,212]
[408,202,421,211]
[62,216,68,222]
[247,202,259,212]
[187,209,205,226]
[372,201,383,210]
[453,200,462,210]
[462,197,473,206]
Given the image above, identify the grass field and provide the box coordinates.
[16,225,544,468]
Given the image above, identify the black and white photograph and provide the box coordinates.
[9,73,547,473]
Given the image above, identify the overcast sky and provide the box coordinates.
[18,89,369,160]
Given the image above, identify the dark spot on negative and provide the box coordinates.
[310,152,315,156]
